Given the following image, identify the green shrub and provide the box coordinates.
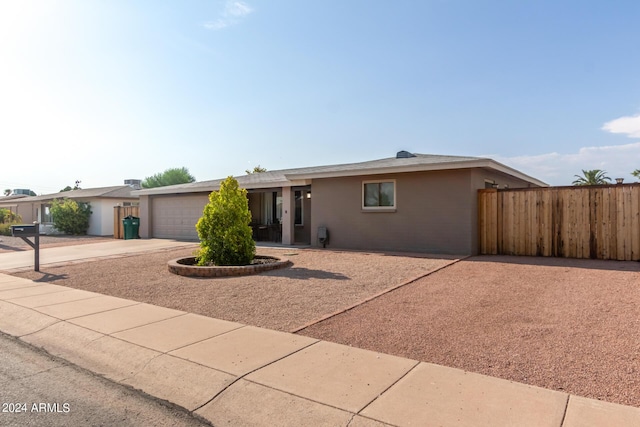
[50,199,92,235]
[0,208,21,224]
[0,208,23,235]
[196,176,255,266]
[0,223,12,236]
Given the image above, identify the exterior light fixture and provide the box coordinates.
[615,178,624,184]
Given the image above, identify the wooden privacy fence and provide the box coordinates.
[113,206,140,239]
[478,184,640,261]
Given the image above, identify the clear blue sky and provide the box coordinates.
[1,0,639,194]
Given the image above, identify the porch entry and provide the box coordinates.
[247,186,311,245]
[250,190,283,243]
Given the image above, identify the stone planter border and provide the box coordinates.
[168,255,291,278]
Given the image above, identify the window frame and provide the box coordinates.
[40,203,54,224]
[361,179,396,211]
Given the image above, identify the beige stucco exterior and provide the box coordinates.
[0,198,136,236]
[309,168,534,255]
[139,189,313,245]
[1,185,138,236]
[138,168,536,254]
[135,154,544,254]
[0,200,35,224]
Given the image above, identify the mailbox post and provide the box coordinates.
[11,222,40,272]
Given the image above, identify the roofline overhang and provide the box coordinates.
[133,160,547,196]
[134,179,312,196]
[284,159,548,187]
[7,195,139,203]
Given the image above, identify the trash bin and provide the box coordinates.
[122,216,140,240]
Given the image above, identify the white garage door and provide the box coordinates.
[151,194,209,240]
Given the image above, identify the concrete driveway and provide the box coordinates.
[0,239,197,272]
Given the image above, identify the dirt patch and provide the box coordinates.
[12,247,455,332]
[299,255,640,408]
[0,235,113,253]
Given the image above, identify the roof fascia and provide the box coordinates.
[135,178,311,196]
[484,159,549,187]
[284,160,548,187]
[283,161,482,180]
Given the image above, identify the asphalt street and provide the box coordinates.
[0,331,211,427]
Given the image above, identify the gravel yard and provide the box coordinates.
[300,255,640,408]
[13,246,455,332]
[11,247,640,407]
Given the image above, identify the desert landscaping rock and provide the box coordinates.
[300,255,640,408]
[13,246,454,332]
[11,249,640,408]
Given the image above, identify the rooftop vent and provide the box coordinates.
[396,150,416,159]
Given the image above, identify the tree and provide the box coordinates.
[50,199,92,235]
[0,208,21,224]
[141,167,196,188]
[245,165,267,174]
[0,208,22,236]
[632,169,640,181]
[572,169,612,186]
[3,189,10,196]
[60,180,81,192]
[196,176,255,266]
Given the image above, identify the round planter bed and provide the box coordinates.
[168,255,291,278]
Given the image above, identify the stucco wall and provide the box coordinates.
[310,170,476,254]
[139,195,151,238]
[87,200,103,235]
[309,168,541,255]
[0,202,35,223]
[87,199,137,236]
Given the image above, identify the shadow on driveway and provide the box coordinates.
[265,267,350,281]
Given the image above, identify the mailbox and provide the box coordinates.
[11,224,38,237]
[10,223,40,272]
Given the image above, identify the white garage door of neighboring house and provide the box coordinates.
[151,194,209,240]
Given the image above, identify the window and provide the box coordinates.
[42,204,53,223]
[362,180,396,210]
[275,192,282,223]
[294,190,303,225]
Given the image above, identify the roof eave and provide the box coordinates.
[134,159,548,195]
[285,159,548,187]
[133,178,310,196]
[483,159,549,187]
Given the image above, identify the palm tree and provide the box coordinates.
[632,169,640,181]
[572,169,612,186]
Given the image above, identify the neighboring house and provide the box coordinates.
[0,194,30,218]
[135,151,547,255]
[2,186,139,236]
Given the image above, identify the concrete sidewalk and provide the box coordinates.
[0,239,197,272]
[0,274,638,426]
